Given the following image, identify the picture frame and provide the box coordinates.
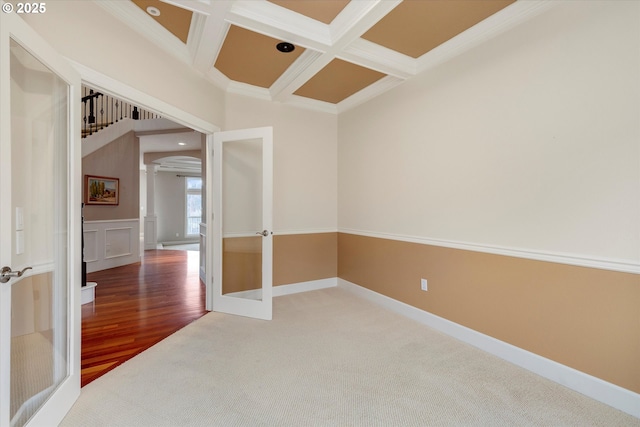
[85,175,119,206]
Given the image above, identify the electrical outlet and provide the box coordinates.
[421,278,428,291]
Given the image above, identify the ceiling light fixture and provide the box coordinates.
[178,142,186,146]
[276,42,295,53]
[146,6,161,17]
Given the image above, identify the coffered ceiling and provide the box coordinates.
[98,0,549,114]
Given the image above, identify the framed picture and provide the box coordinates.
[85,175,119,205]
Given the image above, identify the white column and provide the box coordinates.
[144,164,158,250]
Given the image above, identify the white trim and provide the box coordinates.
[226,80,273,101]
[228,0,332,49]
[227,278,337,299]
[337,279,640,419]
[336,75,405,114]
[274,278,337,296]
[282,95,338,115]
[85,218,139,225]
[224,229,338,237]
[329,0,401,45]
[270,50,324,101]
[223,232,264,239]
[273,229,337,236]
[339,229,640,275]
[340,38,415,78]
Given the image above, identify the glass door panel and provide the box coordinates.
[222,138,263,301]
[212,128,272,320]
[3,38,70,427]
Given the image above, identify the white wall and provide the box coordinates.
[155,171,199,243]
[224,94,338,234]
[338,1,640,265]
[22,1,225,128]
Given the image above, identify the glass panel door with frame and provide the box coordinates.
[1,11,81,427]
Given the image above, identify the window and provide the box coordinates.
[185,177,202,237]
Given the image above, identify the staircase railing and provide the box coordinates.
[81,86,161,138]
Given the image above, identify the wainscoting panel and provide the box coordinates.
[84,219,140,273]
[105,227,133,259]
[83,229,98,263]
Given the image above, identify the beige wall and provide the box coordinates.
[224,94,338,234]
[82,131,139,221]
[338,1,639,263]
[22,1,225,127]
[337,1,640,395]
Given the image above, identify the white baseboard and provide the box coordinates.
[225,278,337,300]
[274,278,337,297]
[337,278,640,419]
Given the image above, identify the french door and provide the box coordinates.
[0,11,81,427]
[209,127,273,320]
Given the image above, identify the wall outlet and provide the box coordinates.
[421,278,428,291]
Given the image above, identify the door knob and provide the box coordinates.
[255,230,270,237]
[0,266,33,283]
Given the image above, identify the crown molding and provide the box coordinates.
[226,81,273,102]
[283,95,338,115]
[206,67,231,91]
[337,75,404,113]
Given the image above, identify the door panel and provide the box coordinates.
[1,12,81,427]
[211,128,273,320]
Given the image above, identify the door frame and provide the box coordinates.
[209,127,274,320]
[71,62,219,311]
[0,11,81,426]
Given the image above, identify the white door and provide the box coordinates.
[209,127,273,320]
[0,11,81,427]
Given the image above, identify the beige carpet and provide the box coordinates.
[61,288,638,426]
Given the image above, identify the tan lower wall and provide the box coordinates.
[274,232,337,286]
[337,232,640,394]
[222,232,337,294]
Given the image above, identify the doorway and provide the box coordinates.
[78,82,212,385]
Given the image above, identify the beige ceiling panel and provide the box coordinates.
[361,0,516,58]
[131,0,193,44]
[267,0,349,24]
[215,25,305,89]
[294,59,386,104]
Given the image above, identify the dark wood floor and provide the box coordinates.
[81,249,207,386]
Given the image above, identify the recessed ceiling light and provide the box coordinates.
[146,6,161,17]
[276,42,295,53]
[178,142,186,146]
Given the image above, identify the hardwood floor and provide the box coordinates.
[81,249,207,386]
